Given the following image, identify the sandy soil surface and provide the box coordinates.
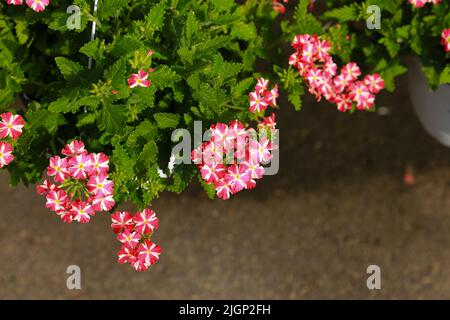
[1,76,450,299]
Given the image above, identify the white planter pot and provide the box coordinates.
[407,58,450,147]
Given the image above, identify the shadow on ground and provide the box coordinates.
[1,76,450,299]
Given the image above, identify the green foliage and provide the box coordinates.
[0,0,281,208]
[315,0,450,90]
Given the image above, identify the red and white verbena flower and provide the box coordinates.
[25,0,50,12]
[6,0,23,5]
[0,141,14,168]
[192,92,278,201]
[7,0,51,12]
[111,209,161,272]
[249,78,278,113]
[408,0,441,8]
[37,140,115,224]
[441,29,450,53]
[127,70,151,88]
[0,112,25,140]
[289,34,385,112]
[0,112,25,169]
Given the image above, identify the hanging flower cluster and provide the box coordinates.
[249,78,279,113]
[111,209,161,272]
[0,112,25,168]
[192,116,278,200]
[442,29,450,53]
[37,140,115,223]
[408,0,441,8]
[5,0,50,12]
[289,34,384,112]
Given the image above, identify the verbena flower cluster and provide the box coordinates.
[5,0,50,12]
[0,112,24,168]
[192,123,277,201]
[37,140,115,223]
[249,78,279,113]
[289,34,384,112]
[111,210,161,272]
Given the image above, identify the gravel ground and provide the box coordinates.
[1,76,450,299]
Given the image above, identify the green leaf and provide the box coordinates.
[153,113,180,129]
[79,39,105,63]
[323,4,360,22]
[198,175,216,199]
[138,140,158,164]
[97,104,127,133]
[150,65,181,89]
[439,66,450,85]
[55,57,83,79]
[127,120,159,146]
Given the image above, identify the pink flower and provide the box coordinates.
[71,201,95,223]
[255,78,269,94]
[62,140,86,156]
[25,0,50,12]
[224,164,250,193]
[47,156,69,183]
[0,142,14,168]
[137,240,161,267]
[214,179,232,200]
[349,81,372,110]
[266,84,279,107]
[39,140,114,224]
[36,179,58,195]
[133,209,159,235]
[0,112,25,140]
[273,0,286,14]
[258,114,277,130]
[131,259,148,272]
[68,153,92,180]
[289,53,300,67]
[90,153,109,175]
[249,138,273,164]
[6,0,23,5]
[200,162,226,183]
[408,0,440,8]
[364,74,385,94]
[306,67,324,88]
[333,74,352,93]
[118,245,137,264]
[117,230,141,249]
[249,91,269,113]
[45,189,68,212]
[341,62,361,81]
[92,195,115,212]
[441,29,450,53]
[57,210,74,223]
[202,141,224,164]
[127,70,151,88]
[111,211,134,234]
[315,40,332,61]
[335,94,353,112]
[87,174,114,197]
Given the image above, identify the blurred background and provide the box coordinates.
[2,75,450,299]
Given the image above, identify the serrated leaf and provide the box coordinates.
[55,57,83,80]
[97,104,127,133]
[154,113,180,129]
[150,65,181,89]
